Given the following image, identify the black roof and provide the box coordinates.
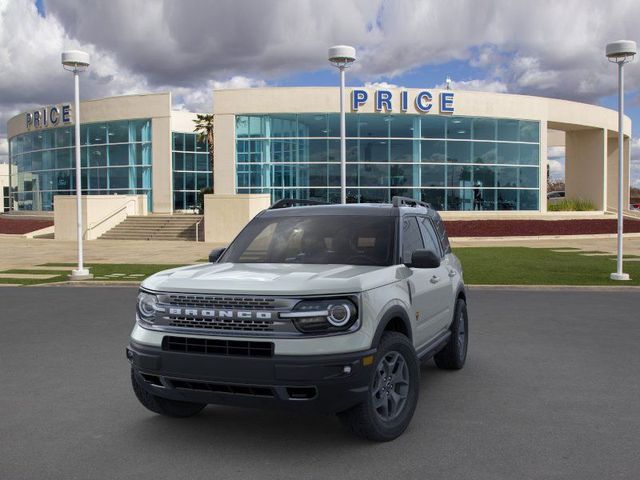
[260,202,437,218]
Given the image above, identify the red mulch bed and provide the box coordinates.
[0,217,54,234]
[445,218,640,237]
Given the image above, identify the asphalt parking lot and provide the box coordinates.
[1,287,639,480]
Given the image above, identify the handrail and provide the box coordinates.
[195,217,203,242]
[86,199,138,233]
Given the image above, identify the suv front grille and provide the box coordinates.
[169,379,275,397]
[167,316,274,332]
[162,336,274,357]
[164,294,277,310]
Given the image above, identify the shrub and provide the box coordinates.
[548,198,597,211]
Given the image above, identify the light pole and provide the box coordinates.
[328,45,356,204]
[605,40,636,281]
[62,50,92,280]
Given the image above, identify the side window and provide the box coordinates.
[418,217,442,257]
[433,216,452,254]
[402,217,424,264]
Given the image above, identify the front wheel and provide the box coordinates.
[131,369,206,417]
[338,332,420,442]
[434,298,468,370]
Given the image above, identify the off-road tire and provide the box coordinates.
[434,298,468,370]
[131,369,206,417]
[338,332,419,442]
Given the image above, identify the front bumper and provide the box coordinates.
[127,340,376,414]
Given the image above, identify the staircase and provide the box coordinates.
[98,215,203,241]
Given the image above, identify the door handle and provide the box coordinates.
[448,270,457,277]
[430,275,440,284]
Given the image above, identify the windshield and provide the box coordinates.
[221,215,396,266]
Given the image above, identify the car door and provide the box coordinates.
[418,216,454,332]
[401,216,451,348]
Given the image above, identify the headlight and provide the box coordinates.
[137,291,158,324]
[281,298,358,334]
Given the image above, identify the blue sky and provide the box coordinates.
[1,0,639,187]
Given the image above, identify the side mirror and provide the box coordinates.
[407,249,440,269]
[208,247,226,263]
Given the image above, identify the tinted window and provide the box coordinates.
[418,217,442,257]
[431,214,451,254]
[221,215,396,266]
[401,217,424,264]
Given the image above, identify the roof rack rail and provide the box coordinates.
[391,196,431,209]
[269,198,329,209]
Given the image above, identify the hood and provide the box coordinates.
[142,262,400,295]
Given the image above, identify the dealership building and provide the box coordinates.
[5,87,632,226]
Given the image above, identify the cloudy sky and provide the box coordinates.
[1,0,639,186]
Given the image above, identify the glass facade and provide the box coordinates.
[172,132,211,211]
[235,114,540,210]
[9,119,152,211]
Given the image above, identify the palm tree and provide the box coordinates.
[193,114,214,188]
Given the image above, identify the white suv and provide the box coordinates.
[127,197,469,441]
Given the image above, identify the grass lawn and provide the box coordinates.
[1,250,638,286]
[454,247,640,286]
[0,263,184,286]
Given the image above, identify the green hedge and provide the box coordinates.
[548,198,597,211]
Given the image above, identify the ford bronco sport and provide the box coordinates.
[127,197,469,441]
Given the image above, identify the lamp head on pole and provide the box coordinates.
[328,45,357,69]
[61,50,90,72]
[605,40,637,64]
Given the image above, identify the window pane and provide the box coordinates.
[421,189,445,210]
[472,118,496,140]
[520,190,539,210]
[389,140,414,162]
[390,164,414,186]
[297,114,328,137]
[109,167,130,189]
[421,116,446,139]
[519,121,539,142]
[447,141,471,163]
[402,217,424,263]
[422,164,445,187]
[109,144,129,166]
[447,188,474,211]
[519,167,539,188]
[472,142,496,164]
[356,115,389,138]
[519,144,539,165]
[497,143,519,164]
[447,117,471,139]
[447,165,472,187]
[421,140,446,163]
[497,119,519,141]
[496,166,518,187]
[184,133,195,152]
[497,189,518,210]
[88,124,107,145]
[473,165,496,188]
[108,121,129,143]
[270,115,297,137]
[388,115,415,138]
[173,132,184,151]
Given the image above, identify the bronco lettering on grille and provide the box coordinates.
[167,308,273,320]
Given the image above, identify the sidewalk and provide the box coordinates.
[0,237,219,270]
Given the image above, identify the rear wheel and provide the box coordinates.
[434,298,468,370]
[131,369,206,417]
[338,332,419,442]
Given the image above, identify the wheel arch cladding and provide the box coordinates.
[371,306,413,347]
